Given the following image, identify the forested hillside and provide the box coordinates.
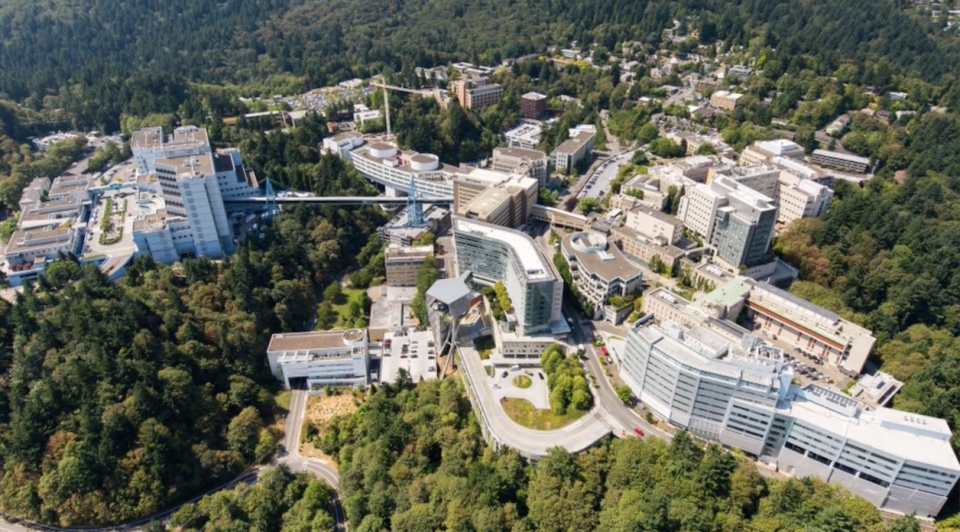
[0,126,386,525]
[773,114,960,480]
[0,0,957,132]
[308,377,923,532]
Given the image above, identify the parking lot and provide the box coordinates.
[578,148,644,201]
[486,364,551,409]
[747,324,851,387]
[378,329,439,384]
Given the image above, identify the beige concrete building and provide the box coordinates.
[491,147,550,185]
[266,329,369,389]
[709,90,744,111]
[623,206,682,245]
[709,164,781,199]
[551,125,596,173]
[561,232,642,324]
[677,182,726,240]
[811,149,870,173]
[453,170,538,229]
[385,245,434,286]
[776,173,833,225]
[454,77,503,109]
[612,225,686,271]
[739,139,805,165]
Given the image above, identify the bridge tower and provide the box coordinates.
[406,179,423,227]
[264,177,280,217]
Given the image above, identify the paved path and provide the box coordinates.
[565,305,672,441]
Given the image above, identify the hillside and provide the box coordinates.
[0,0,954,109]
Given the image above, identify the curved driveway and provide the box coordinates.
[458,345,613,459]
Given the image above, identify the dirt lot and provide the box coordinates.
[306,392,358,428]
[300,392,359,459]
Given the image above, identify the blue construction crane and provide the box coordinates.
[406,179,423,227]
[263,177,280,218]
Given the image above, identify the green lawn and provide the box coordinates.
[512,375,532,389]
[274,390,292,414]
[500,398,586,430]
[332,286,367,327]
[485,366,494,377]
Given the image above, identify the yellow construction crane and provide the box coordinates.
[370,81,437,139]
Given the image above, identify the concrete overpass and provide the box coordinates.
[224,195,454,207]
[530,204,590,231]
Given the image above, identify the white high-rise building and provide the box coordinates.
[130,126,260,262]
[678,176,777,269]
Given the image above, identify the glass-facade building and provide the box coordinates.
[453,217,563,335]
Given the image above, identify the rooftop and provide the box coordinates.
[427,278,472,306]
[267,329,366,352]
[780,385,960,471]
[695,276,752,310]
[155,153,215,179]
[630,205,681,226]
[493,147,548,160]
[522,91,547,101]
[554,130,595,155]
[562,232,642,282]
[5,226,75,255]
[131,127,163,150]
[453,217,555,281]
[756,139,802,155]
[385,244,434,262]
[632,320,786,387]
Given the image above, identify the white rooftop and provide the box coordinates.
[780,387,960,471]
[454,218,553,281]
[756,139,801,156]
[635,321,786,387]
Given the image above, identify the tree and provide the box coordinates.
[323,282,343,304]
[414,231,435,247]
[630,151,649,166]
[493,281,513,313]
[694,143,718,155]
[637,123,660,145]
[578,197,602,215]
[649,137,683,158]
[794,126,818,154]
[616,386,633,403]
[227,407,262,461]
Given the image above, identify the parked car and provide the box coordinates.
[501,371,508,378]
[634,428,645,437]
[538,372,544,380]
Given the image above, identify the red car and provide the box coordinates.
[601,346,609,356]
[633,428,645,437]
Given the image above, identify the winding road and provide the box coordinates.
[279,386,346,531]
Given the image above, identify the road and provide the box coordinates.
[0,387,346,532]
[279,387,347,531]
[563,302,672,441]
[458,345,613,459]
